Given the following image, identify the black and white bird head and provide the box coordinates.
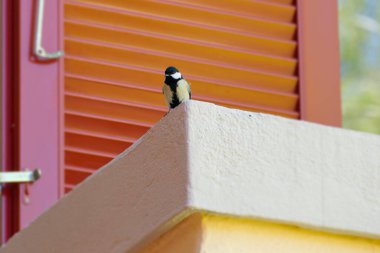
[164,66,183,84]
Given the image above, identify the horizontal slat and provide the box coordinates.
[64,3,296,57]
[65,93,164,125]
[196,96,299,119]
[67,0,296,40]
[66,90,166,112]
[192,83,298,111]
[64,184,75,194]
[65,113,149,141]
[65,22,297,76]
[260,0,295,6]
[153,0,296,23]
[65,167,92,185]
[65,128,136,144]
[65,146,116,159]
[65,74,166,109]
[65,58,161,91]
[65,149,112,170]
[65,164,96,173]
[66,110,152,128]
[65,131,131,157]
[65,55,298,94]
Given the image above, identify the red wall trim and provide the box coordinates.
[297,0,342,127]
[1,0,17,242]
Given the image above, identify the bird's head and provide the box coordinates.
[165,66,182,81]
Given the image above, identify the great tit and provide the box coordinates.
[162,66,191,110]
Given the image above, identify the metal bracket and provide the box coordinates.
[0,169,42,184]
[33,0,64,61]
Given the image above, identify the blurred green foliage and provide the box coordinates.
[339,0,380,134]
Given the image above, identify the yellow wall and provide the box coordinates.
[140,214,380,253]
[139,214,203,253]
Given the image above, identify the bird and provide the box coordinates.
[162,66,191,110]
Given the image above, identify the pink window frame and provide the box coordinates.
[4,0,64,236]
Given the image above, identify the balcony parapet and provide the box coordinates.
[1,101,380,253]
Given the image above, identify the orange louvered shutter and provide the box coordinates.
[63,0,339,193]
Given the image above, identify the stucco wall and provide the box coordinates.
[1,101,379,253]
[185,101,380,237]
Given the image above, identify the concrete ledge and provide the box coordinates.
[186,102,380,237]
[1,101,380,253]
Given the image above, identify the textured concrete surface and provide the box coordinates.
[186,102,380,238]
[1,101,380,253]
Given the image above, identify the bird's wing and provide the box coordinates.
[186,81,191,99]
[162,84,172,108]
[177,79,191,102]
